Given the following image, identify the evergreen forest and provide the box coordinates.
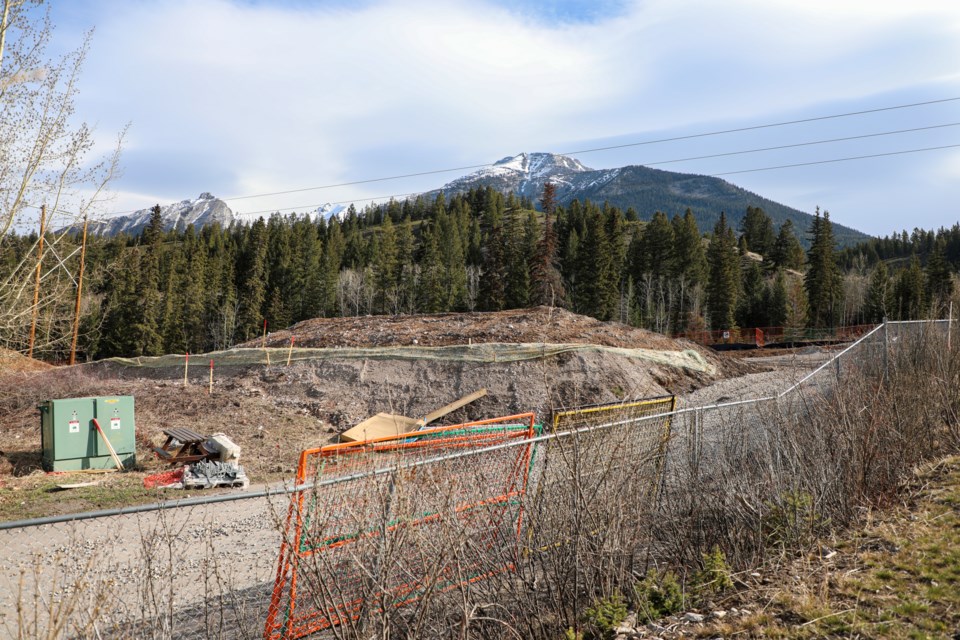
[2,185,957,361]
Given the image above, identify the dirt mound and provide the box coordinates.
[240,307,749,381]
[250,307,690,351]
[0,348,52,374]
[0,309,754,503]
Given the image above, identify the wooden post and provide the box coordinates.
[209,359,214,395]
[27,204,46,359]
[92,418,124,471]
[287,335,295,366]
[69,215,89,365]
[183,352,189,385]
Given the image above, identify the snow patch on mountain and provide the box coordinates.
[434,151,604,201]
[72,193,235,237]
[234,202,350,223]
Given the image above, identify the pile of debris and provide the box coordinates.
[144,432,248,490]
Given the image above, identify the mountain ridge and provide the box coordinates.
[429,152,869,246]
[67,192,235,237]
[73,153,869,246]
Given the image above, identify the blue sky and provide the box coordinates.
[41,0,960,236]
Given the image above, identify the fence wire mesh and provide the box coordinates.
[0,320,953,639]
[265,415,538,640]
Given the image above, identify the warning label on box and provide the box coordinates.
[68,420,80,433]
[110,418,121,430]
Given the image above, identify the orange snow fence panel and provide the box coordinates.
[264,413,539,640]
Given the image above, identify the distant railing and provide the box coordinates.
[677,324,877,348]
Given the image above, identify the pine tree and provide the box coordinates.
[737,260,765,327]
[864,261,890,323]
[804,209,843,327]
[639,211,674,279]
[771,220,805,270]
[160,248,186,352]
[894,255,926,320]
[132,206,165,355]
[418,223,446,313]
[925,240,953,315]
[98,251,145,357]
[739,206,775,257]
[766,270,789,327]
[707,213,741,329]
[503,206,530,308]
[575,205,618,320]
[374,215,399,313]
[236,218,269,341]
[438,203,469,310]
[671,209,705,285]
[530,182,566,306]
[479,195,507,311]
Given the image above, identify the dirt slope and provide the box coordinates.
[1,308,754,514]
[250,306,697,351]
[0,348,52,373]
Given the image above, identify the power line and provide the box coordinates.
[32,96,960,221]
[644,122,960,167]
[98,95,959,215]
[559,96,960,156]
[232,143,960,216]
[713,143,960,176]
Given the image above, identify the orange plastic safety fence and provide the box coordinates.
[264,414,538,640]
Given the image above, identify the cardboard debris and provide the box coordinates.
[340,413,421,443]
[54,481,101,490]
[339,389,488,443]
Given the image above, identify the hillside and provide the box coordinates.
[431,153,869,247]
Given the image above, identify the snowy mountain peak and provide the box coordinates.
[66,193,235,237]
[434,152,608,201]
[315,202,349,221]
[493,152,591,175]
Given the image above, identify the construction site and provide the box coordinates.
[0,307,747,509]
[0,309,954,639]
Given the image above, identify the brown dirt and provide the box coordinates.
[0,347,52,373]
[248,306,702,351]
[0,308,755,516]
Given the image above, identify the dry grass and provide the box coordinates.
[685,455,960,638]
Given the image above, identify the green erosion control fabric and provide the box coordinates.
[102,342,715,374]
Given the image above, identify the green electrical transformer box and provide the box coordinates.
[39,396,136,471]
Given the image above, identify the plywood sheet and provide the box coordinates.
[340,413,420,443]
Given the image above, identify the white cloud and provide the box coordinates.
[63,0,960,231]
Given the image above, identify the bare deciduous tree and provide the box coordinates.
[0,0,124,355]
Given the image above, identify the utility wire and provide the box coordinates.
[644,122,960,167]
[559,96,960,156]
[234,140,960,216]
[28,97,960,220]
[712,143,960,177]
[95,95,960,214]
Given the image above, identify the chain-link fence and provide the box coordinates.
[0,320,953,639]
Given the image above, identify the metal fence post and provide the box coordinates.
[883,318,889,381]
[948,301,953,352]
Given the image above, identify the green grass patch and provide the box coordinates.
[0,474,164,522]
